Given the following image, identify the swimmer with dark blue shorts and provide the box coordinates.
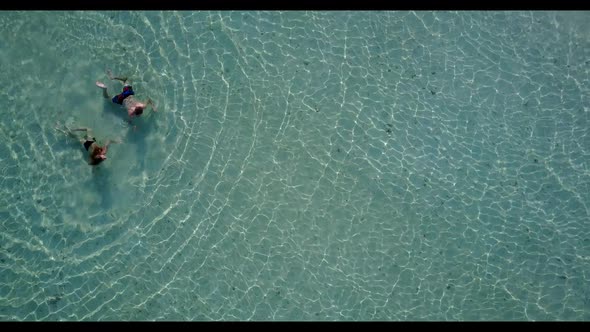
[96,69,157,122]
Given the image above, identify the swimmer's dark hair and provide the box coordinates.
[134,106,144,116]
[89,146,106,165]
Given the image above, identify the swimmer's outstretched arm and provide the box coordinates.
[102,138,122,154]
[145,97,157,113]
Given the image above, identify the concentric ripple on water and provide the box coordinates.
[0,11,588,321]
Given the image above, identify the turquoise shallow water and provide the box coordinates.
[0,11,589,321]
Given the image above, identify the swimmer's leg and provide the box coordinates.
[55,123,87,143]
[107,68,128,84]
[96,81,111,99]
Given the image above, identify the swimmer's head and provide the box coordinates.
[134,106,144,116]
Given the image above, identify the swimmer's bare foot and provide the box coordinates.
[54,122,65,134]
[96,81,107,89]
[54,122,70,131]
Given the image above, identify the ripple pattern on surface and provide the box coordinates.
[0,11,588,321]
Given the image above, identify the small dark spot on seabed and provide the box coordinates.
[559,276,567,280]
[534,159,538,163]
[432,71,436,75]
[48,296,62,305]
[431,90,436,95]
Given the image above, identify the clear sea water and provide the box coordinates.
[0,11,589,321]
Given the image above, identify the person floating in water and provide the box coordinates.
[96,69,157,122]
[55,124,121,166]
